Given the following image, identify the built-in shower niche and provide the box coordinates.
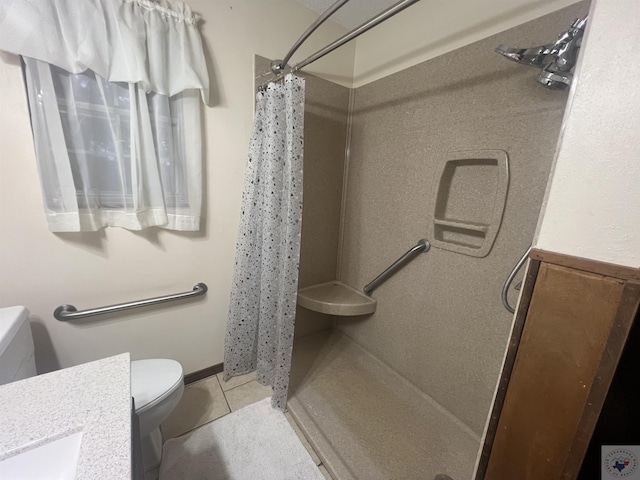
[430,150,509,257]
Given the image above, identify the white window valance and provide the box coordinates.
[0,0,209,104]
[0,0,209,232]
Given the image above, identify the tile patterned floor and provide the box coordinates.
[161,371,333,479]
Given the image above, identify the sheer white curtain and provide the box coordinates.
[23,58,202,231]
[0,0,208,231]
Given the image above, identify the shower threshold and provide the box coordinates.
[288,330,480,480]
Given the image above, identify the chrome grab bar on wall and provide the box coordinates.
[501,247,532,314]
[364,239,430,296]
[54,283,208,321]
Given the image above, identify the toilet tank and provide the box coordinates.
[0,306,36,385]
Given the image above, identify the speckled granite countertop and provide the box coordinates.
[0,353,131,479]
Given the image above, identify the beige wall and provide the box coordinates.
[294,74,351,338]
[534,0,640,268]
[0,1,354,374]
[338,2,589,435]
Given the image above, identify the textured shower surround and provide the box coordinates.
[339,1,589,436]
[262,1,591,477]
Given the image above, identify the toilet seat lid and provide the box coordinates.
[131,359,183,411]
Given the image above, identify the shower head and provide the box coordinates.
[495,17,588,90]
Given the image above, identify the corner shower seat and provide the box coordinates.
[297,281,376,316]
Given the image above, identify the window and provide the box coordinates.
[23,58,202,232]
[0,0,209,232]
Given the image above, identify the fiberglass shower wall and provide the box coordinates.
[338,0,590,437]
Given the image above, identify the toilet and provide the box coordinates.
[0,306,184,480]
[132,358,184,479]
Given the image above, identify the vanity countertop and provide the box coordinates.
[0,353,131,479]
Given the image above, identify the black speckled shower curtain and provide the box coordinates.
[224,74,305,410]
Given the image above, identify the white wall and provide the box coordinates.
[0,0,354,374]
[534,0,640,268]
[351,0,581,87]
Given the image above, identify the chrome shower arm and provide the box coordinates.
[496,16,588,66]
[495,16,588,89]
[546,17,588,71]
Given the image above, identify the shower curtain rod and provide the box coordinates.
[261,0,421,87]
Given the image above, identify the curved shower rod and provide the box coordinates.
[271,0,352,75]
[261,0,422,88]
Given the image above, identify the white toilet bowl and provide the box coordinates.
[131,359,184,480]
[0,306,184,480]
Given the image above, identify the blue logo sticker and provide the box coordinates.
[603,447,639,478]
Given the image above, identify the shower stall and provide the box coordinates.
[257,1,590,479]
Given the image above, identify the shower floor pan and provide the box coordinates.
[288,330,480,480]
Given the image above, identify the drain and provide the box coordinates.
[434,475,454,480]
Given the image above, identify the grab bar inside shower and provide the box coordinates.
[54,283,208,321]
[364,239,430,296]
[501,247,531,313]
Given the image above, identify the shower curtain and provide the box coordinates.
[224,74,306,410]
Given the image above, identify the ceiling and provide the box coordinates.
[293,0,402,29]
